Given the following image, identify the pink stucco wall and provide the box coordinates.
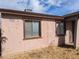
[65,19,79,48]
[1,16,60,56]
[65,21,73,44]
[2,15,79,56]
[76,19,79,48]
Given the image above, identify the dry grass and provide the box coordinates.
[1,46,79,59]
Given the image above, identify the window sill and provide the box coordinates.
[23,36,42,40]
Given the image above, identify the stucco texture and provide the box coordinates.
[1,15,60,56]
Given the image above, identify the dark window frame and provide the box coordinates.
[23,19,41,39]
[55,21,66,36]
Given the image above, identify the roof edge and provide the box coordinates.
[0,8,64,20]
[64,11,79,18]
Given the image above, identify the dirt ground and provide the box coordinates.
[1,46,79,59]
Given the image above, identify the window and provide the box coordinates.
[56,21,65,36]
[24,20,41,38]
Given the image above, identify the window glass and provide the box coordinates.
[25,21,32,38]
[32,22,39,37]
[24,21,40,38]
[56,21,65,36]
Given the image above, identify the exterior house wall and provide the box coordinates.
[1,15,60,56]
[76,19,79,48]
[65,17,78,48]
[65,21,73,44]
[1,8,79,57]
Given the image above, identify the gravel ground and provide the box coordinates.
[1,46,79,59]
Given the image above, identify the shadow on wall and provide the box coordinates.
[58,36,75,48]
[58,20,77,48]
[58,36,65,46]
[0,29,8,56]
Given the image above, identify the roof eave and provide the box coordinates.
[0,8,64,20]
